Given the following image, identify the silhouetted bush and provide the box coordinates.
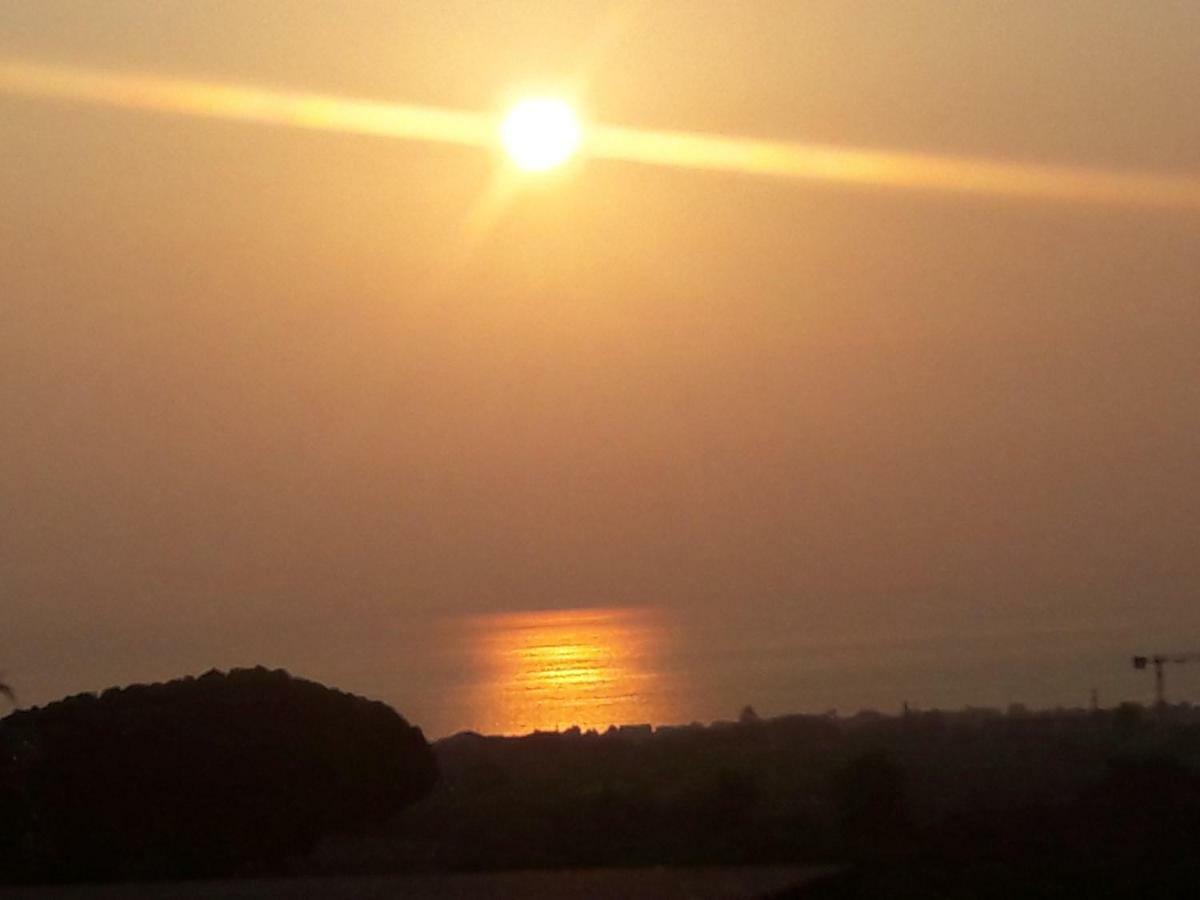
[0,667,436,882]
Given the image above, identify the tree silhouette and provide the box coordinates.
[0,667,437,882]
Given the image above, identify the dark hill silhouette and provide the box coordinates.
[0,667,436,882]
[371,704,1200,894]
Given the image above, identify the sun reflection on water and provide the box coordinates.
[461,607,678,735]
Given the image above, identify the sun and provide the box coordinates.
[500,98,582,172]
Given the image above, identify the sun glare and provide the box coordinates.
[462,608,679,735]
[500,97,581,172]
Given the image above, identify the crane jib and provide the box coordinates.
[1132,653,1200,708]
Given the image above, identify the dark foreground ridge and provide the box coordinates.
[0,866,836,900]
[0,668,437,882]
[5,690,1200,896]
[367,703,1200,896]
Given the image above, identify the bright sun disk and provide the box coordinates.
[500,98,581,172]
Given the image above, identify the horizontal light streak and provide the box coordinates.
[585,124,1200,211]
[3,57,1198,211]
[0,58,491,147]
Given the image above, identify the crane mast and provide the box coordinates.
[1132,653,1200,708]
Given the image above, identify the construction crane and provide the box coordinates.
[1132,653,1200,708]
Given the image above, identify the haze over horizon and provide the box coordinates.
[3,1,1199,739]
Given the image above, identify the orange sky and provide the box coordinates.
[3,2,1199,734]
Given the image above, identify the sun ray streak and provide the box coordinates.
[585,123,1200,211]
[0,58,493,147]
[3,57,1199,211]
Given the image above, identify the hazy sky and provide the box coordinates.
[3,2,1199,733]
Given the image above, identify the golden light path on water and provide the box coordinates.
[460,608,679,736]
[3,58,1200,210]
